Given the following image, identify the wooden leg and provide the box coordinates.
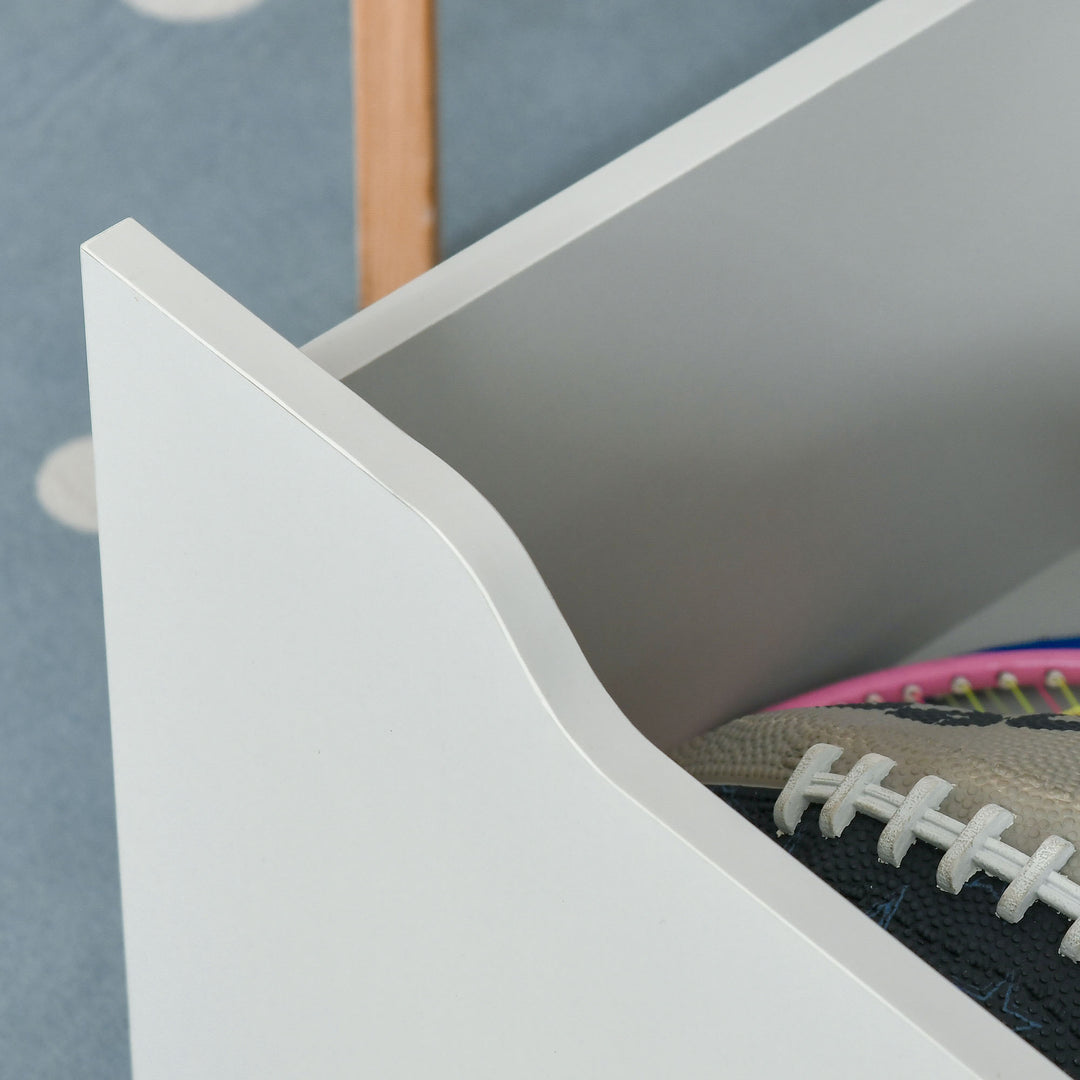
[352,0,439,306]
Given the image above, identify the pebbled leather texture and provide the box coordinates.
[712,783,1080,1078]
[673,703,1080,884]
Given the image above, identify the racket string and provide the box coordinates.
[997,671,1034,713]
[859,667,1080,718]
[1047,669,1080,716]
[948,676,983,712]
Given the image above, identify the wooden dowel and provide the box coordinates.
[353,0,439,306]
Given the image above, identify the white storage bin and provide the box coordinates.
[83,1,1080,1075]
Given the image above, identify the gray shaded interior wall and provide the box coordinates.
[907,552,1080,664]
[350,0,1080,748]
[437,0,878,254]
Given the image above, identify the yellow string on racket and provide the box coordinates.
[1046,669,1080,716]
[997,671,1033,713]
[950,676,983,712]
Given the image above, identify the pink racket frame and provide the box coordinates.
[773,648,1080,711]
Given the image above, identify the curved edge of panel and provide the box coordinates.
[83,217,1054,1079]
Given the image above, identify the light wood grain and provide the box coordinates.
[353,0,439,305]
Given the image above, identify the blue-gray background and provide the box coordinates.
[0,1,873,1074]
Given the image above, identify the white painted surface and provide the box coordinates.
[83,0,1080,1072]
[36,435,97,533]
[122,0,265,22]
[83,219,1054,1079]
[335,0,1080,746]
[303,0,971,378]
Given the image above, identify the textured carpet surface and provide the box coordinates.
[1,1,874,1074]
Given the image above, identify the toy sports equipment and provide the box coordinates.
[673,698,1080,1075]
[772,647,1080,715]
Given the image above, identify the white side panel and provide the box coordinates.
[83,221,1056,1078]
[303,0,971,377]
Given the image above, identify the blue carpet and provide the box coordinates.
[1,2,352,1076]
[1,1,874,1075]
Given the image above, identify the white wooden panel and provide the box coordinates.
[907,550,1080,662]
[304,0,971,377]
[83,220,1056,1078]
[307,0,1080,746]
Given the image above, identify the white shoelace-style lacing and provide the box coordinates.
[775,743,1080,960]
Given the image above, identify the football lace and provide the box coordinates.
[775,743,1080,960]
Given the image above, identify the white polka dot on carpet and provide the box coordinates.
[122,0,265,22]
[35,436,97,534]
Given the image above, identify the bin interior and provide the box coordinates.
[340,0,1080,749]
